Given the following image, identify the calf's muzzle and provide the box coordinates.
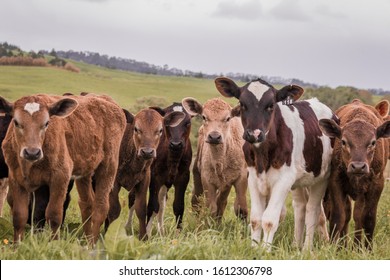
[22,147,43,162]
[347,161,369,174]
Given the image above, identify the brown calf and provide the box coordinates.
[0,94,126,244]
[106,108,184,240]
[182,97,248,221]
[319,99,390,248]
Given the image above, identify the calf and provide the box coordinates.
[182,97,248,221]
[0,94,126,244]
[215,77,335,251]
[319,99,390,249]
[106,108,184,240]
[146,103,192,235]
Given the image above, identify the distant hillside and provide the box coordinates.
[2,41,390,95]
[47,49,319,88]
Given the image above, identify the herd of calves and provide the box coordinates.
[0,77,389,252]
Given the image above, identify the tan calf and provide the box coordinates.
[0,94,125,244]
[182,97,248,220]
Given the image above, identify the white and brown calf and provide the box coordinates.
[216,77,335,251]
[182,97,248,221]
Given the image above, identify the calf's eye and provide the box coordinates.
[14,120,21,128]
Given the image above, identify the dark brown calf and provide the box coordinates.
[106,108,184,240]
[0,94,126,244]
[0,113,11,216]
[319,99,390,248]
[146,103,192,235]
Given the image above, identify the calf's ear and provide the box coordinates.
[0,97,13,115]
[276,85,304,103]
[122,109,134,124]
[182,98,203,116]
[375,100,390,117]
[215,77,241,99]
[318,119,341,139]
[49,98,78,118]
[164,111,185,127]
[376,120,390,139]
[231,104,241,118]
[149,106,165,117]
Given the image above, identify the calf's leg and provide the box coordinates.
[76,176,95,240]
[11,181,29,243]
[46,176,70,240]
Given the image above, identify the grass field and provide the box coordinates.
[0,63,389,260]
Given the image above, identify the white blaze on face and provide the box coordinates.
[24,102,40,115]
[173,105,183,112]
[247,81,270,101]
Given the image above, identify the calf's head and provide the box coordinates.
[133,108,185,159]
[0,96,78,162]
[214,77,303,145]
[182,97,234,145]
[151,103,192,152]
[319,117,390,175]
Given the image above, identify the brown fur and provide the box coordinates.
[319,99,390,248]
[0,178,8,217]
[106,108,184,240]
[183,97,248,220]
[0,94,126,244]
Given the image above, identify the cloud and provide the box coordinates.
[314,4,347,19]
[212,0,262,21]
[270,0,310,22]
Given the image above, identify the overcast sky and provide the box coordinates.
[1,0,390,90]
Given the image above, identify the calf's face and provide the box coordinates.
[182,98,233,145]
[214,77,303,145]
[161,104,192,152]
[319,118,390,175]
[0,96,78,162]
[133,108,185,159]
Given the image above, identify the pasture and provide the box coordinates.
[0,63,389,259]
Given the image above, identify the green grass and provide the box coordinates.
[1,182,390,260]
[0,64,389,260]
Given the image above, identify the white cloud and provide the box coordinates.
[270,0,310,22]
[213,0,262,21]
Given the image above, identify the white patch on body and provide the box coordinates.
[173,106,183,112]
[248,81,270,101]
[305,98,335,176]
[24,102,40,115]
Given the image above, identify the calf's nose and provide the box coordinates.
[23,148,42,161]
[348,161,369,174]
[169,141,183,150]
[206,131,222,144]
[139,147,156,159]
